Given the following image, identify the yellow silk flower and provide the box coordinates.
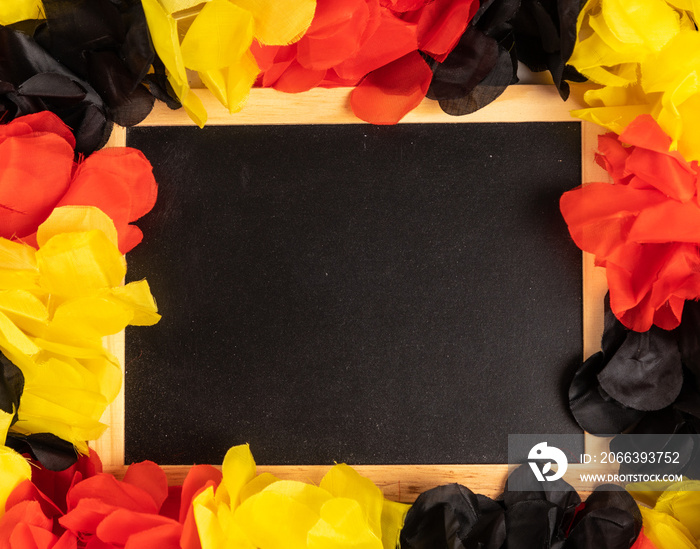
[193,444,409,549]
[0,0,43,25]
[569,0,700,160]
[0,205,159,453]
[0,409,31,518]
[141,0,316,126]
[630,481,700,548]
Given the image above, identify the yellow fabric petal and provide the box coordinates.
[0,446,31,518]
[0,409,12,444]
[0,0,43,25]
[641,506,697,548]
[193,486,256,549]
[320,464,384,538]
[235,485,330,549]
[36,206,119,249]
[159,0,205,14]
[106,280,161,326]
[180,0,254,71]
[37,231,126,298]
[0,290,48,337]
[240,472,279,503]
[601,0,680,51]
[235,0,316,45]
[381,498,410,549]
[220,443,257,508]
[653,483,700,540]
[0,310,41,360]
[0,238,39,291]
[307,498,382,549]
[199,50,259,114]
[142,0,208,126]
[47,296,133,342]
[142,0,189,85]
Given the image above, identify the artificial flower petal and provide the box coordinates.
[180,0,254,72]
[0,0,42,25]
[560,115,700,331]
[319,464,383,537]
[0,447,31,518]
[350,51,432,124]
[236,0,317,45]
[640,507,696,549]
[307,498,382,549]
[220,444,256,508]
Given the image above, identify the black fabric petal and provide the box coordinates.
[426,0,520,116]
[0,0,159,151]
[597,328,682,412]
[399,483,506,549]
[35,0,156,124]
[569,352,645,435]
[0,25,111,154]
[5,432,78,471]
[512,0,586,99]
[564,487,642,549]
[0,353,24,426]
[678,299,700,388]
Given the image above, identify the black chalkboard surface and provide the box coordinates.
[124,122,583,465]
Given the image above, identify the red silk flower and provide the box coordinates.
[0,452,222,549]
[560,114,700,332]
[0,111,157,254]
[253,0,479,124]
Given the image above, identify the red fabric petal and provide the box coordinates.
[8,523,57,549]
[258,45,298,88]
[0,133,74,239]
[124,524,181,549]
[5,481,62,520]
[630,200,700,242]
[335,8,418,81]
[159,486,182,522]
[626,146,697,202]
[13,112,76,149]
[381,0,427,11]
[52,532,78,549]
[59,499,120,535]
[66,475,159,515]
[414,0,479,61]
[178,465,221,524]
[0,501,52,545]
[595,134,632,184]
[272,59,327,93]
[62,148,157,254]
[296,0,371,69]
[95,509,179,546]
[179,504,201,549]
[121,462,168,512]
[28,451,101,516]
[350,50,432,124]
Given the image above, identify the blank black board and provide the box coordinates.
[124,122,583,465]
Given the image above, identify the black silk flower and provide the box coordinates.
[425,0,521,116]
[399,465,642,549]
[512,0,586,99]
[0,0,165,154]
[569,296,700,478]
[0,352,77,471]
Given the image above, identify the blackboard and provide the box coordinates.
[124,121,583,465]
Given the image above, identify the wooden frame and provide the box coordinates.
[97,84,610,501]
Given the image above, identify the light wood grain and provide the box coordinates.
[140,85,581,126]
[102,463,606,502]
[95,125,127,468]
[94,86,608,499]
